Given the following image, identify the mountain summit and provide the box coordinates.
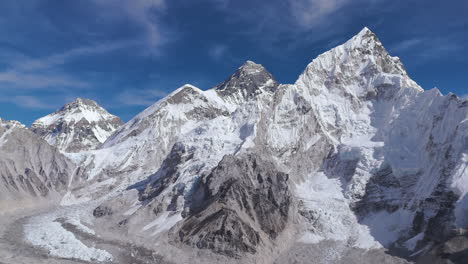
[30,98,123,152]
[214,60,279,104]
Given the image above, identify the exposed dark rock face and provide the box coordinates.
[138,143,194,202]
[175,153,291,257]
[353,165,403,215]
[417,233,468,264]
[93,206,114,218]
[353,161,462,257]
[179,207,260,257]
[214,61,279,103]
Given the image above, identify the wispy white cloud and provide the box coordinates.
[92,0,167,50]
[207,0,362,56]
[288,0,351,29]
[0,71,89,90]
[0,42,133,91]
[13,95,53,109]
[389,38,424,53]
[389,37,462,60]
[115,88,168,106]
[0,95,54,109]
[15,41,133,72]
[208,44,228,61]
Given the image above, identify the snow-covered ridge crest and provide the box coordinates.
[296,27,422,99]
[0,117,25,129]
[64,83,231,192]
[101,83,227,148]
[0,118,26,148]
[30,97,123,153]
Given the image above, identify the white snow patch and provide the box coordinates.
[296,172,379,249]
[60,192,92,206]
[24,211,112,262]
[0,127,13,147]
[142,211,183,236]
[64,217,96,235]
[124,203,142,216]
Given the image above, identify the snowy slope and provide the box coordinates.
[64,62,278,203]
[289,27,468,254]
[30,98,123,153]
[13,27,468,264]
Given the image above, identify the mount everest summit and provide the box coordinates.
[0,27,467,264]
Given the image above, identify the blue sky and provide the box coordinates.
[0,0,467,125]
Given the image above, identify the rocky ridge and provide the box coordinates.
[0,118,74,213]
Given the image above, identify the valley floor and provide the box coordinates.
[0,205,175,264]
[0,204,413,264]
[0,206,80,264]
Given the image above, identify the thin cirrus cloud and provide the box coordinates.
[115,88,168,106]
[288,0,350,28]
[389,38,424,53]
[389,37,463,61]
[208,44,228,61]
[0,95,53,109]
[0,71,88,90]
[0,0,170,110]
[0,42,136,112]
[0,41,134,91]
[14,41,135,72]
[91,0,167,50]
[0,0,172,113]
[206,0,359,56]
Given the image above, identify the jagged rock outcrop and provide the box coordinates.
[30,98,123,153]
[176,154,291,257]
[214,60,279,104]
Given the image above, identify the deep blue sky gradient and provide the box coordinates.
[0,0,467,125]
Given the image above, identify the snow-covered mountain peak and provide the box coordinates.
[101,83,227,150]
[69,97,99,108]
[34,98,115,126]
[0,117,25,129]
[355,26,374,39]
[348,27,385,50]
[30,98,123,152]
[238,60,263,71]
[214,60,279,104]
[296,27,422,101]
[77,82,234,187]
